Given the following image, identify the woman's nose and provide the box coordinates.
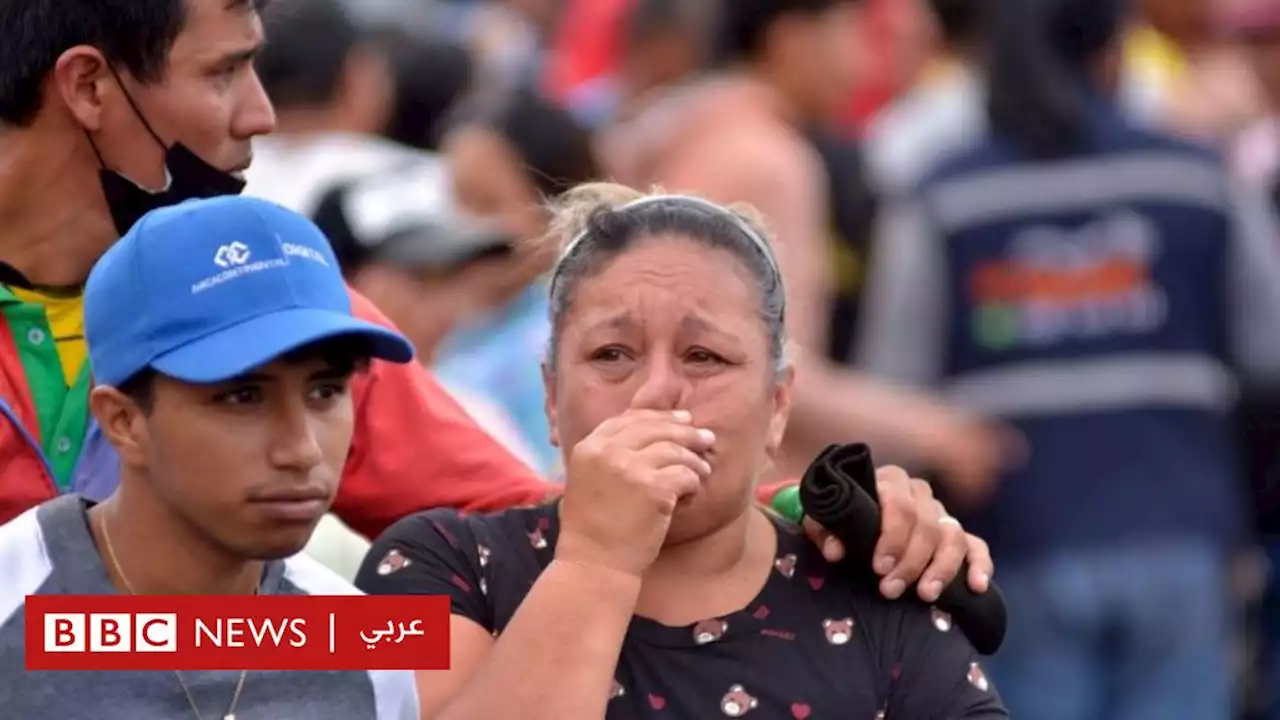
[628,356,687,411]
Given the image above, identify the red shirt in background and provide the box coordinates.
[544,0,632,100]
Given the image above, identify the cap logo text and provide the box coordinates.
[281,242,329,266]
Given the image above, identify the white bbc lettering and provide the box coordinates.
[194,618,217,647]
[42,613,177,652]
[135,613,178,652]
[194,617,307,648]
[213,242,251,268]
[281,242,329,266]
[89,613,131,652]
[44,613,85,652]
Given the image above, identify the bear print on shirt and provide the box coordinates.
[823,617,855,645]
[721,684,759,717]
[694,618,728,645]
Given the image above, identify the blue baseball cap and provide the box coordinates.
[85,196,415,387]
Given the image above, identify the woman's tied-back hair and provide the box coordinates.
[542,183,788,376]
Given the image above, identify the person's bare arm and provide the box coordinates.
[428,562,639,719]
[356,511,640,719]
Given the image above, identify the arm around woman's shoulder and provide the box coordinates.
[876,600,1009,718]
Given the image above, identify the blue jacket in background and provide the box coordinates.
[858,104,1280,561]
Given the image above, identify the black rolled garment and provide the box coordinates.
[357,505,1008,718]
[799,443,1008,655]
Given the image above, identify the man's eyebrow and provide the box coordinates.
[218,44,264,66]
[309,365,356,381]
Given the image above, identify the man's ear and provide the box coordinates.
[50,46,114,132]
[541,362,560,448]
[89,385,150,468]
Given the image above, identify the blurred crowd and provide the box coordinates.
[238,0,1280,716]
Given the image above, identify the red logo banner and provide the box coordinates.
[25,595,450,671]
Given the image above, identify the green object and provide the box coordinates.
[0,287,91,490]
[771,484,804,524]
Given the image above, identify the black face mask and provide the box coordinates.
[92,71,246,236]
[97,144,246,235]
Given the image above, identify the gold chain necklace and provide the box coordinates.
[99,511,250,720]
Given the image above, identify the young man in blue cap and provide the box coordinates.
[0,196,418,719]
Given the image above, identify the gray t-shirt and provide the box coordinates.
[0,496,419,719]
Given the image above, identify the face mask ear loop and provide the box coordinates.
[107,65,166,148]
[84,132,108,168]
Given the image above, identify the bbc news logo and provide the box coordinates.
[45,613,177,652]
[26,595,450,671]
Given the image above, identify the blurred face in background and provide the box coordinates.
[1241,27,1280,110]
[769,1,868,120]
[446,124,546,242]
[888,0,940,86]
[624,29,705,96]
[1139,0,1216,46]
[444,124,555,304]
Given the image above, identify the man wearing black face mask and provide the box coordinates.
[91,66,251,237]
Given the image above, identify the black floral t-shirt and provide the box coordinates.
[356,505,1007,719]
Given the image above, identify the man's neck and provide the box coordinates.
[89,489,264,596]
[0,127,117,286]
[636,506,776,625]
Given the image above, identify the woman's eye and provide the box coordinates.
[687,349,723,364]
[591,347,628,362]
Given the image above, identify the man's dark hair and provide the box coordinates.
[118,336,373,415]
[255,0,360,109]
[713,0,854,65]
[0,0,265,126]
[379,32,474,152]
[928,0,991,48]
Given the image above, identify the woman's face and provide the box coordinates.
[445,125,545,242]
[545,235,793,544]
